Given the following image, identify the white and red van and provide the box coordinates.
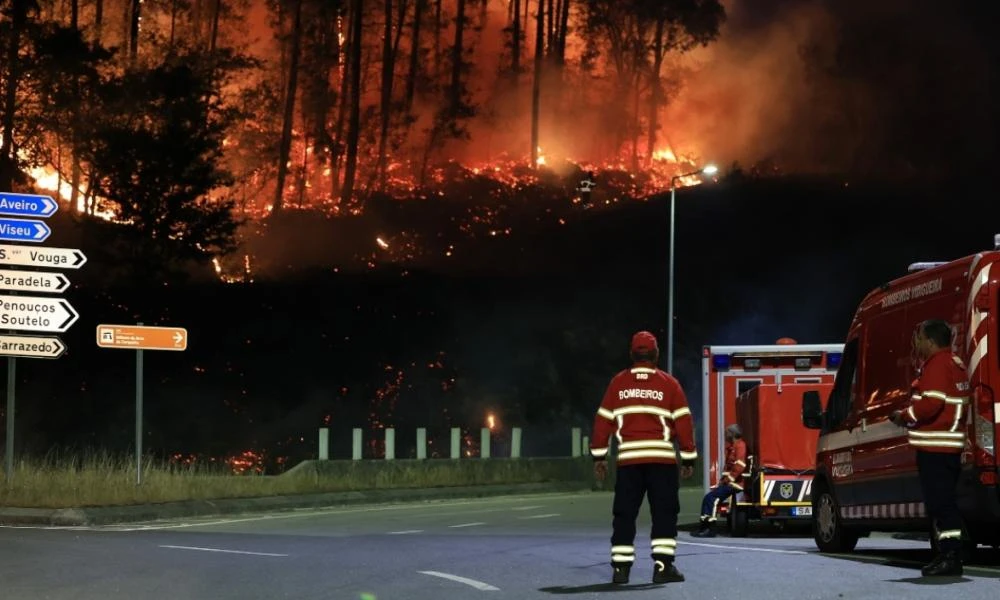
[803,235,1000,553]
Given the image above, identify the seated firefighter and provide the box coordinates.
[691,424,747,538]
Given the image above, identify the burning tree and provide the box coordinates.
[78,51,245,279]
[2,0,734,250]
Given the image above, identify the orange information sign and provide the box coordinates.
[96,324,188,351]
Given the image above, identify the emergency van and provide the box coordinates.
[802,235,1000,553]
[724,382,833,536]
[702,341,843,492]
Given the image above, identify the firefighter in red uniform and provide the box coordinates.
[591,331,697,585]
[890,319,969,576]
[691,424,746,537]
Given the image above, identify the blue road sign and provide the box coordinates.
[0,192,59,218]
[0,218,51,243]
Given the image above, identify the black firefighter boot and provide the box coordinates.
[652,560,685,584]
[921,550,963,577]
[611,563,631,584]
[690,518,716,538]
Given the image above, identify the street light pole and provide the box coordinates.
[667,183,677,375]
[666,165,718,375]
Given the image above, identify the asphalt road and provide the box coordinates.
[1,488,997,599]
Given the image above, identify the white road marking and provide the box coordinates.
[159,544,288,557]
[681,540,808,555]
[387,530,423,535]
[418,570,500,591]
[510,505,543,511]
[518,513,559,519]
[0,492,590,532]
[449,522,486,528]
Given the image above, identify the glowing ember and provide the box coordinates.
[487,413,496,430]
[376,237,389,250]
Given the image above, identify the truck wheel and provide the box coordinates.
[813,487,859,553]
[731,508,749,538]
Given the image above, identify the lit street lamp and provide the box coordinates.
[667,164,718,374]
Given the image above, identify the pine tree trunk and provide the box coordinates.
[129,0,141,64]
[449,0,467,112]
[94,0,104,43]
[511,0,521,81]
[273,0,304,213]
[646,16,665,167]
[341,0,364,206]
[530,0,544,168]
[210,0,223,52]
[377,0,395,190]
[0,1,27,191]
[405,0,426,112]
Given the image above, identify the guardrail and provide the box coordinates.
[316,427,591,460]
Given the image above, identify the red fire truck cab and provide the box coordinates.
[702,342,843,492]
[802,235,1000,553]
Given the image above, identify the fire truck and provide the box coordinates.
[723,381,834,536]
[802,235,1000,554]
[701,341,844,495]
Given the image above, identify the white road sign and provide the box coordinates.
[0,269,70,293]
[0,244,87,269]
[0,334,66,359]
[0,294,79,333]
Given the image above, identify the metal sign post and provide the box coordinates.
[96,323,188,485]
[5,357,14,479]
[136,328,144,486]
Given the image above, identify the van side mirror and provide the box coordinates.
[802,390,824,429]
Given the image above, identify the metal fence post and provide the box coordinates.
[352,428,363,460]
[416,427,427,459]
[318,428,329,460]
[511,427,522,458]
[450,427,461,459]
[385,428,395,460]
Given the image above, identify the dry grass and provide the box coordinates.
[0,452,591,509]
[0,453,332,509]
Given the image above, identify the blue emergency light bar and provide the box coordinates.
[827,352,842,369]
[712,354,731,370]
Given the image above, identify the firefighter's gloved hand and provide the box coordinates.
[594,460,608,481]
[889,410,907,427]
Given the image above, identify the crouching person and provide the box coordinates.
[692,424,746,538]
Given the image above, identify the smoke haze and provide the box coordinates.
[669,0,997,178]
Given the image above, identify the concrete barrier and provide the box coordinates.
[284,456,594,490]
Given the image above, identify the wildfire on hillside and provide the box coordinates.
[23,140,715,283]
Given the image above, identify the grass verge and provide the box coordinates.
[0,453,592,509]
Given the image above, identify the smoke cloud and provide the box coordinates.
[662,0,840,173]
[667,0,997,179]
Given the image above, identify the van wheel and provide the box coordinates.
[813,488,859,553]
[730,508,748,538]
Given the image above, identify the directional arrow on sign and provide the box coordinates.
[0,294,79,333]
[0,218,51,243]
[0,244,87,269]
[0,192,59,218]
[0,334,66,359]
[0,269,70,293]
